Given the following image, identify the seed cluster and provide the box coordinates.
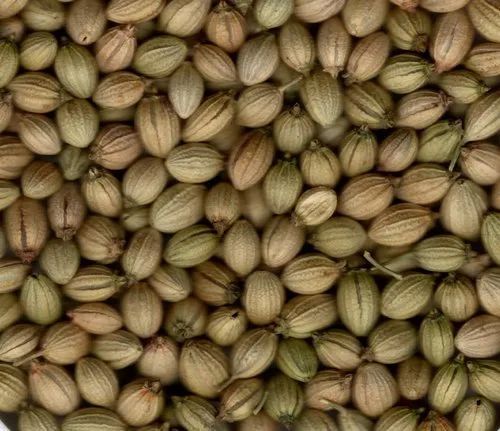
[0,0,499,430]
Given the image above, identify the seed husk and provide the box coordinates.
[158,0,211,37]
[137,335,179,386]
[276,338,319,383]
[121,282,163,338]
[173,395,217,431]
[92,330,143,369]
[204,1,246,54]
[115,379,164,427]
[66,0,107,45]
[68,302,122,335]
[419,309,455,367]
[242,271,284,325]
[455,314,500,358]
[228,328,278,383]
[164,296,207,342]
[95,24,137,73]
[428,356,468,414]
[18,405,59,431]
[430,9,474,73]
[397,356,432,401]
[467,359,500,403]
[237,32,279,86]
[61,407,127,431]
[28,360,80,416]
[167,62,204,120]
[75,357,119,408]
[17,113,62,156]
[206,306,248,347]
[342,0,389,37]
[352,362,399,418]
[274,294,337,339]
[299,70,343,127]
[219,378,265,422]
[454,396,497,431]
[179,338,229,398]
[264,373,304,427]
[0,363,27,413]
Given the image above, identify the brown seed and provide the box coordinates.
[205,1,246,53]
[95,24,137,73]
[430,9,474,73]
[158,0,211,37]
[464,42,500,78]
[305,369,352,410]
[342,0,389,37]
[243,271,285,325]
[455,314,500,358]
[397,356,432,401]
[66,0,107,45]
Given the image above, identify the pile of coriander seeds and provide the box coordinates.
[0,0,500,430]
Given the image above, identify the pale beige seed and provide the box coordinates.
[121,282,163,338]
[477,267,500,317]
[148,264,191,303]
[242,271,285,326]
[261,215,305,268]
[0,293,22,332]
[278,20,315,74]
[39,239,80,285]
[464,43,500,77]
[293,187,337,227]
[223,220,261,277]
[204,1,246,53]
[17,113,61,155]
[342,0,389,37]
[133,35,188,79]
[368,203,434,247]
[122,157,167,207]
[305,369,352,410]
[386,8,432,53]
[467,360,500,403]
[336,271,380,337]
[219,378,265,422]
[150,183,205,233]
[353,362,399,418]
[66,0,107,45]
[417,119,464,164]
[463,90,500,142]
[228,130,275,191]
[0,136,34,180]
[241,183,272,229]
[309,217,367,259]
[20,0,65,31]
[440,179,488,241]
[92,71,145,110]
[90,124,143,170]
[192,260,239,306]
[21,160,62,200]
[69,303,122,335]
[433,11,475,70]
[344,81,394,129]
[435,273,479,322]
[165,296,207,342]
[135,94,180,158]
[313,329,362,371]
[137,335,179,385]
[95,24,137,73]
[75,358,119,409]
[338,174,393,220]
[317,17,351,78]
[237,32,279,86]
[455,315,500,358]
[29,361,80,416]
[193,43,238,88]
[467,0,500,43]
[378,54,433,95]
[116,379,164,427]
[397,357,432,401]
[106,0,165,23]
[166,143,224,184]
[459,142,500,186]
[0,324,40,363]
[21,274,62,325]
[229,328,278,382]
[299,70,343,127]
[167,62,205,120]
[395,90,451,130]
[253,0,293,29]
[173,395,217,431]
[438,70,490,104]
[20,31,57,71]
[92,330,143,369]
[395,163,458,205]
[18,405,59,431]
[455,396,497,431]
[346,32,391,84]
[0,0,29,19]
[158,0,211,37]
[420,0,469,12]
[206,307,247,347]
[339,127,378,177]
[81,167,122,217]
[204,182,241,234]
[300,141,341,187]
[182,92,235,142]
[179,338,230,398]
